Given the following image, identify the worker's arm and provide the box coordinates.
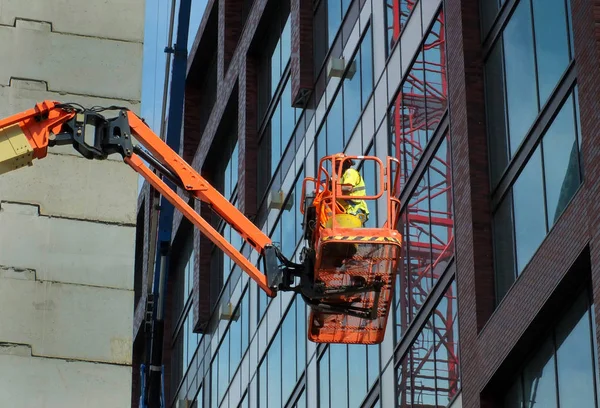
[0,101,285,296]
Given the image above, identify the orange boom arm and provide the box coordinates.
[0,101,280,296]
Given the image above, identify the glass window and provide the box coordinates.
[361,26,373,108]
[385,0,418,56]
[512,146,546,273]
[556,293,597,407]
[326,92,344,156]
[268,331,282,408]
[423,16,447,141]
[396,281,461,406]
[522,338,557,407]
[493,191,516,301]
[504,0,538,157]
[327,0,342,46]
[485,0,575,186]
[330,345,349,408]
[541,93,581,225]
[485,40,509,186]
[481,0,501,38]
[532,0,571,105]
[296,299,307,379]
[319,349,330,408]
[282,304,297,401]
[493,87,582,301]
[504,289,599,407]
[388,12,447,183]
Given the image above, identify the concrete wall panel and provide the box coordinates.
[0,202,135,289]
[0,0,145,42]
[0,21,142,100]
[0,152,138,223]
[0,348,131,408]
[0,278,133,364]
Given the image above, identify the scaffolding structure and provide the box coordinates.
[387,2,459,405]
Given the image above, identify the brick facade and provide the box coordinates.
[445,0,600,406]
[133,0,600,406]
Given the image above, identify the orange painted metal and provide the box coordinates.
[0,100,75,158]
[127,112,272,254]
[303,154,403,344]
[125,153,274,297]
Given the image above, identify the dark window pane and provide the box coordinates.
[485,39,509,187]
[397,355,410,406]
[542,94,580,225]
[348,345,367,408]
[504,0,538,156]
[481,0,500,38]
[281,16,291,68]
[512,146,546,274]
[361,26,373,108]
[556,293,596,407]
[329,345,348,408]
[271,40,281,98]
[281,80,295,153]
[532,0,570,104]
[504,378,524,408]
[494,191,516,302]
[271,104,282,176]
[522,338,557,408]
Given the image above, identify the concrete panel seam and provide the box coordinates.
[0,341,132,366]
[0,201,136,227]
[1,19,143,44]
[1,82,141,105]
[0,265,134,291]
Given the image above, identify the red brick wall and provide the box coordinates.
[290,0,314,108]
[573,0,600,396]
[445,0,495,406]
[446,0,600,406]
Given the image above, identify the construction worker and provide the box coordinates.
[334,154,369,225]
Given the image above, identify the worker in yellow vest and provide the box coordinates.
[333,154,369,225]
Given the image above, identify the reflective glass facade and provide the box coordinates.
[484,0,582,303]
[134,0,600,407]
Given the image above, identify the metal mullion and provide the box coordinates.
[528,0,542,114]
[539,139,550,233]
[550,329,561,407]
[482,0,520,57]
[491,62,577,210]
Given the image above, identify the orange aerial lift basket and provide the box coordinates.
[299,154,403,344]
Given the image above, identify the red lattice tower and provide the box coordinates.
[387,2,459,405]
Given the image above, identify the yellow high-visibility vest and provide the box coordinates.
[339,168,369,220]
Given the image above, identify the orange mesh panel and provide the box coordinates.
[308,241,401,344]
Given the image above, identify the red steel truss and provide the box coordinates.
[387,2,459,405]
